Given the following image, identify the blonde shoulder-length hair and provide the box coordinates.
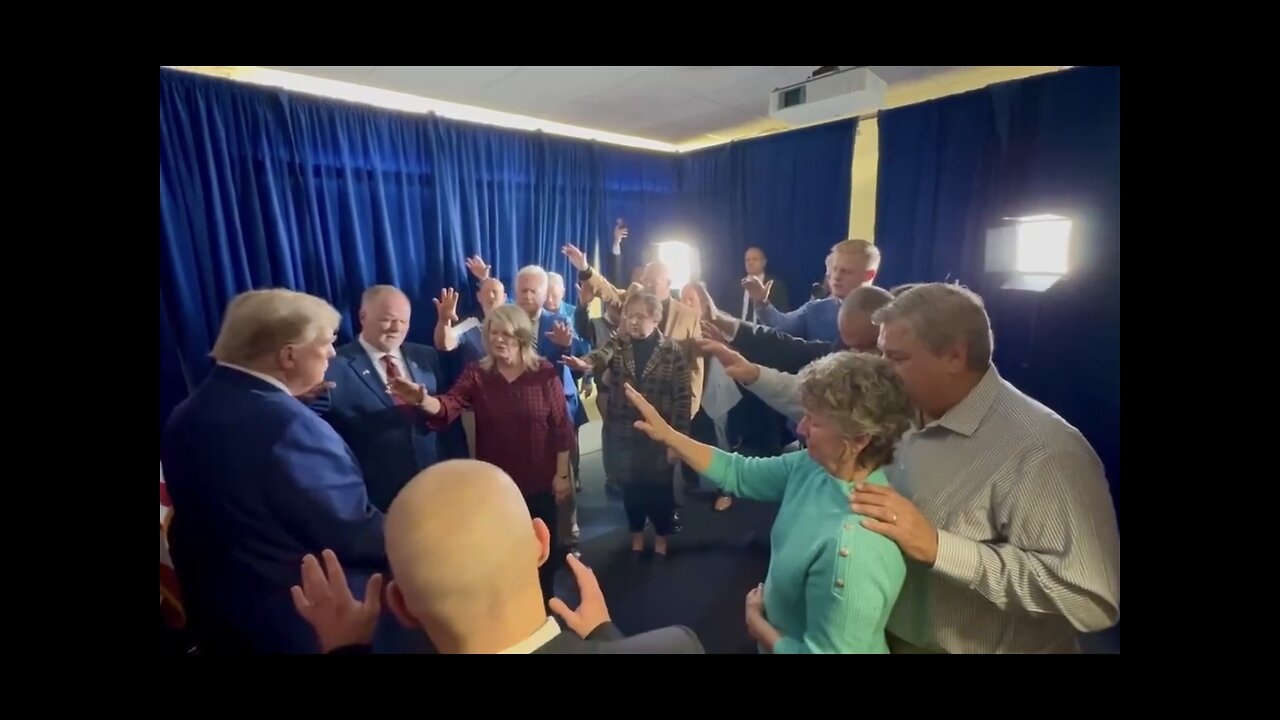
[480,304,543,372]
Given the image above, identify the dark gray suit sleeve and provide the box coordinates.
[584,621,626,642]
[596,625,705,654]
[732,321,834,374]
[769,279,791,313]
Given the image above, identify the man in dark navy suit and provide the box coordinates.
[161,289,386,654]
[311,285,464,512]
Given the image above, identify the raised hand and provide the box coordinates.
[549,554,612,638]
[388,376,427,406]
[465,256,490,281]
[686,282,717,322]
[742,276,772,303]
[695,339,759,385]
[561,244,588,271]
[434,288,460,324]
[546,321,574,348]
[623,382,673,443]
[700,319,730,344]
[290,550,384,653]
[561,355,592,373]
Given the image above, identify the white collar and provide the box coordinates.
[217,362,291,395]
[498,617,562,654]
[359,336,404,365]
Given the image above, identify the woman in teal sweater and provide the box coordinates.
[624,351,914,653]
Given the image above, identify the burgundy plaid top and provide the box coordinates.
[427,360,575,496]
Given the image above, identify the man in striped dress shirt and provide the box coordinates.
[742,283,1120,653]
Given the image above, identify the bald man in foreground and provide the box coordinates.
[292,460,705,654]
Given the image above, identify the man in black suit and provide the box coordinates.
[294,460,704,654]
[307,285,467,512]
[737,246,790,321]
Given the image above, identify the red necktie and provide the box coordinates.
[382,355,418,420]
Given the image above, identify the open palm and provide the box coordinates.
[623,383,672,442]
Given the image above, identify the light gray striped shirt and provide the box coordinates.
[748,365,1121,653]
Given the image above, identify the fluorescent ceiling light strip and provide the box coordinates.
[171,67,679,153]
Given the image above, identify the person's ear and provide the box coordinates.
[532,517,551,568]
[386,580,421,629]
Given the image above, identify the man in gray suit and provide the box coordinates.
[293,459,703,654]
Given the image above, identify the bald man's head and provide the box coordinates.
[477,277,506,315]
[384,460,550,636]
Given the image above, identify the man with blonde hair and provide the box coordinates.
[751,238,881,343]
[162,288,387,654]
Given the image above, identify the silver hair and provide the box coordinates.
[872,283,993,372]
[798,352,913,469]
[546,271,565,290]
[360,284,407,308]
[516,265,549,302]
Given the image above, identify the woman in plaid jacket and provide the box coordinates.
[565,291,691,559]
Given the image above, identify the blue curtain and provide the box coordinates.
[161,69,610,416]
[597,146,683,283]
[678,120,857,304]
[875,66,1121,515]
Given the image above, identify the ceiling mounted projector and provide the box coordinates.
[769,67,887,126]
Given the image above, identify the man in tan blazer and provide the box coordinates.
[562,243,703,418]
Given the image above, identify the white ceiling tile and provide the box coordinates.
[485,66,654,103]
[266,66,375,83]
[257,66,1047,147]
[364,66,521,101]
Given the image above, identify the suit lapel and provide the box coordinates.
[621,338,637,380]
[348,350,394,408]
[402,349,437,394]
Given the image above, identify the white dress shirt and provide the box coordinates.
[359,336,406,385]
[498,616,562,654]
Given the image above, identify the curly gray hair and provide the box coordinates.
[798,352,914,469]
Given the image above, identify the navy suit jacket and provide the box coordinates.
[313,342,465,511]
[160,365,386,654]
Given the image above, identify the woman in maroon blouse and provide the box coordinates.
[390,304,574,604]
